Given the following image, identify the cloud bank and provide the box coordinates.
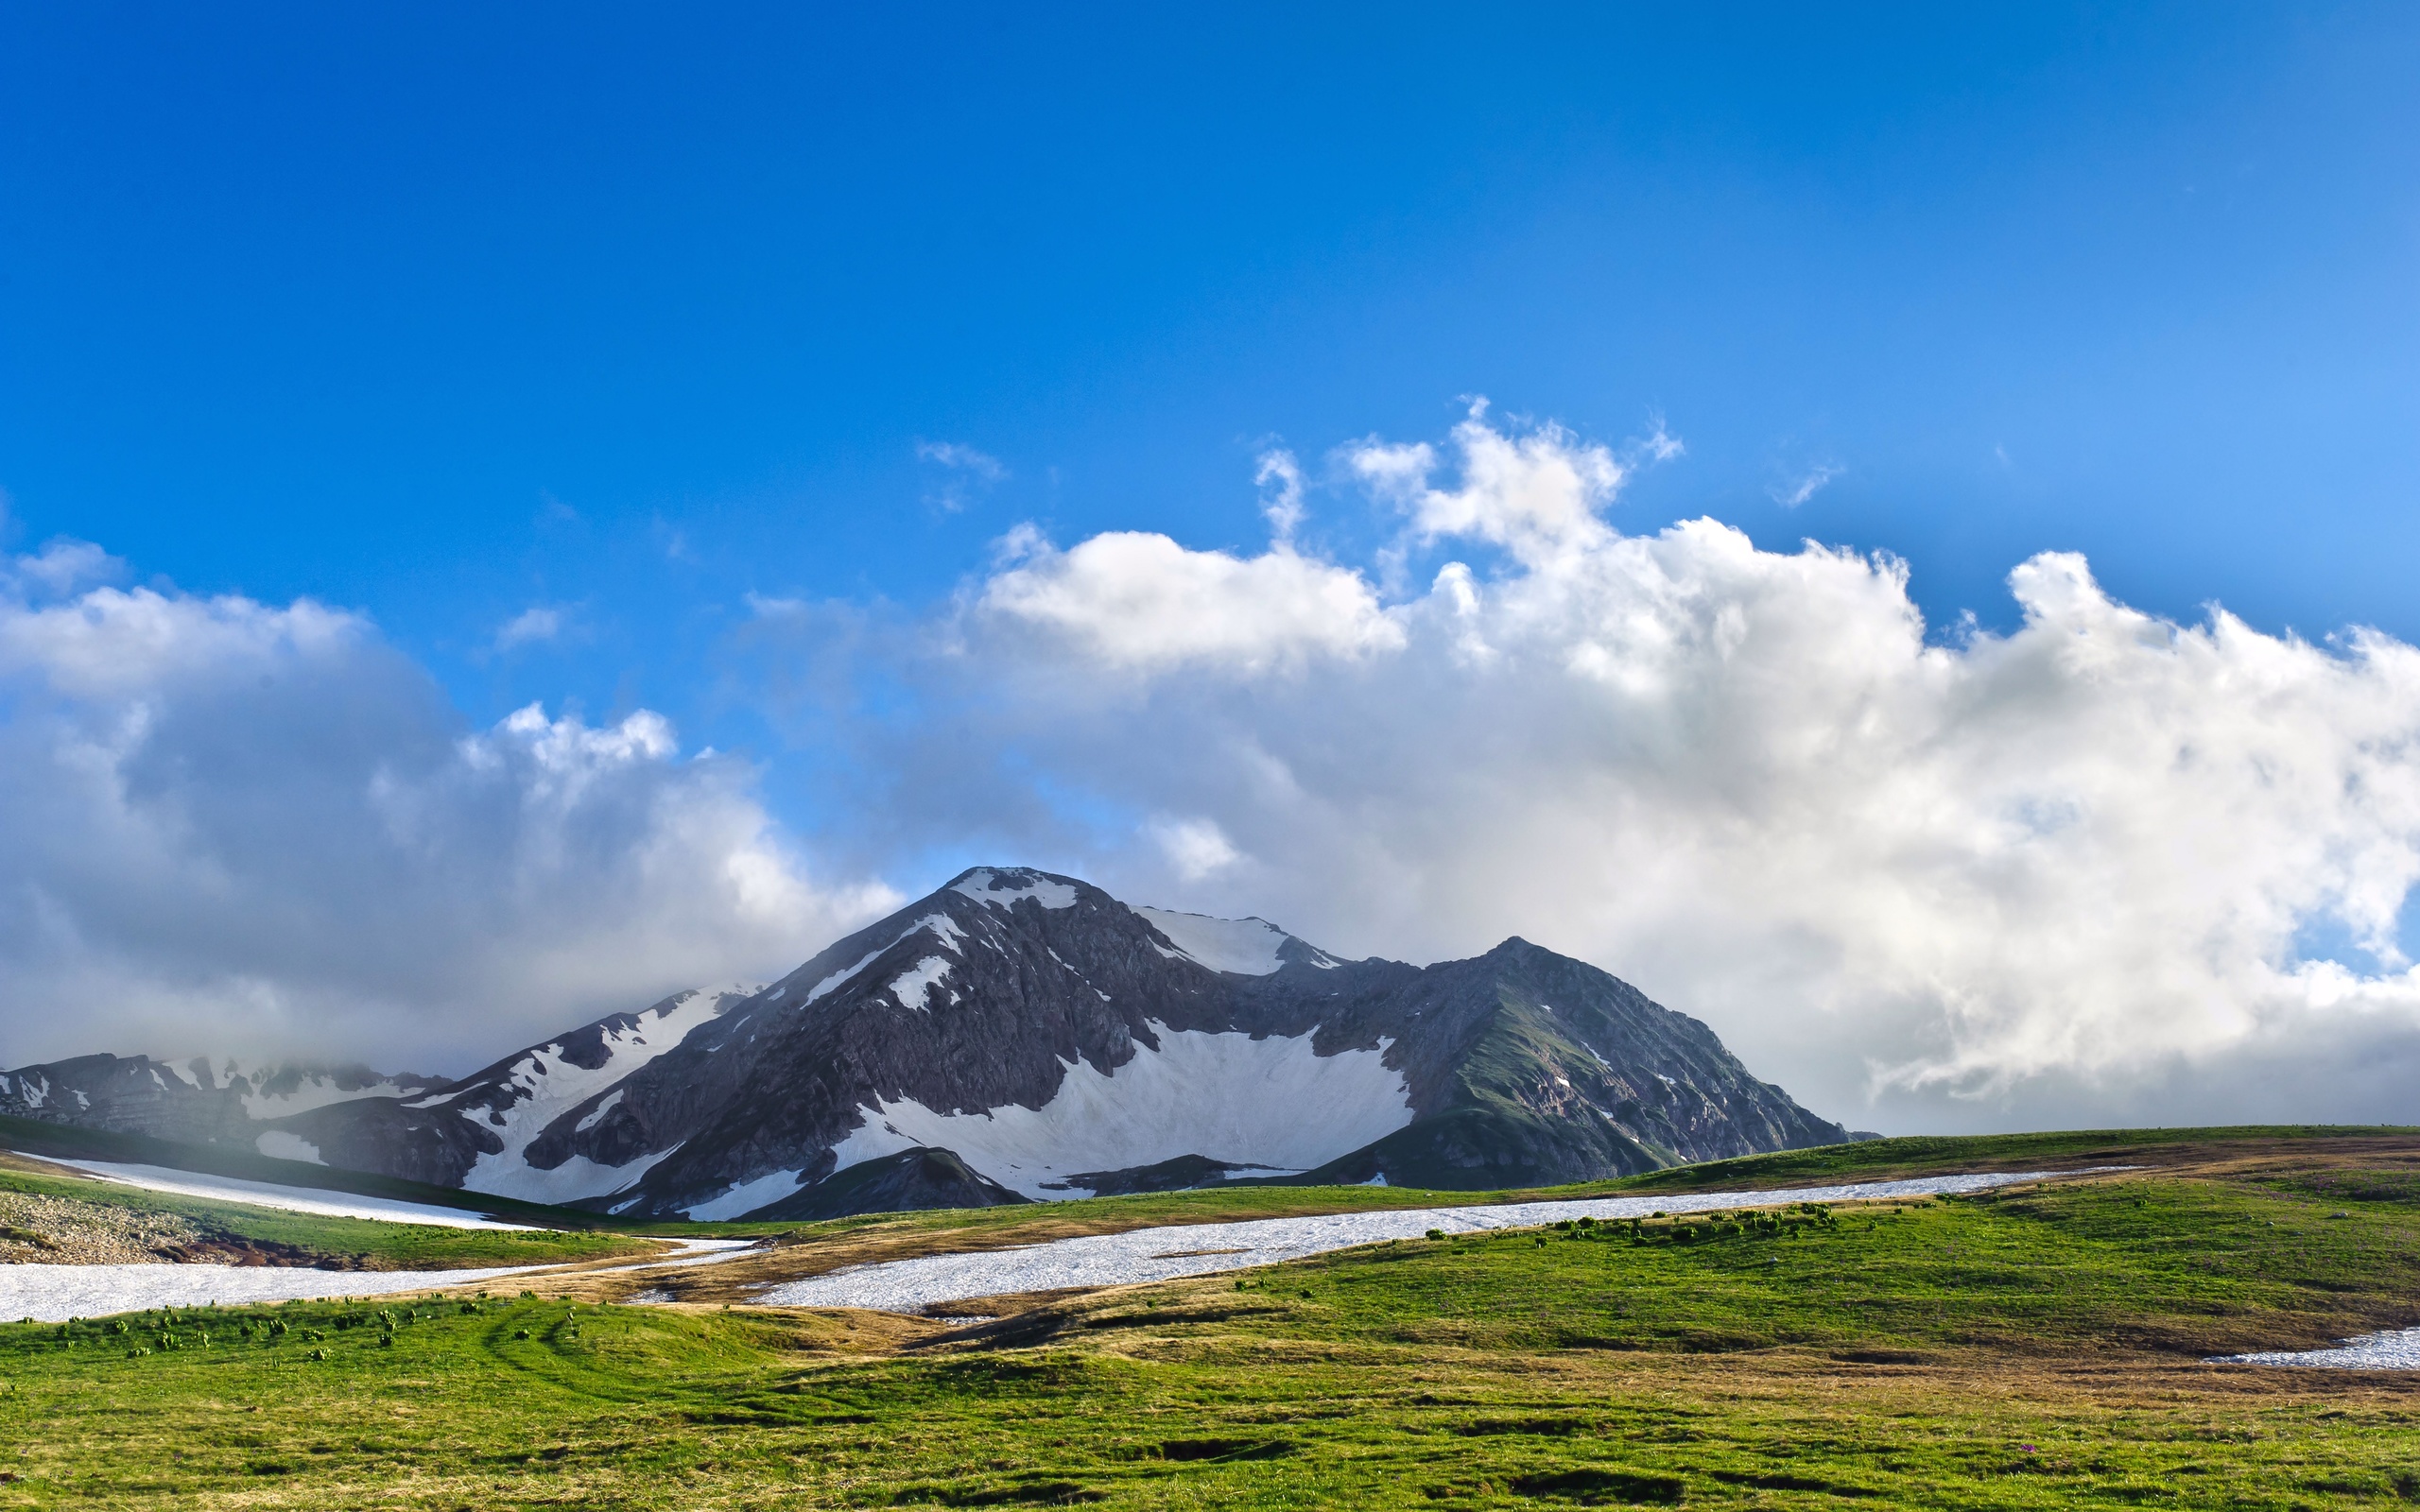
[9,405,2420,1133]
[0,546,893,1070]
[868,407,2420,1129]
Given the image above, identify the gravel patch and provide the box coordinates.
[0,1188,208,1265]
[753,1170,2083,1314]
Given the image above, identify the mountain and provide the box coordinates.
[0,1055,438,1148]
[0,868,1855,1218]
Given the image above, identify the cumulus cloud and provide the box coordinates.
[802,405,2420,1131]
[17,404,2420,1136]
[1351,401,1625,568]
[977,528,1403,675]
[0,558,894,1070]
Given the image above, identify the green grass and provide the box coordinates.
[4,1128,2420,1507]
[1599,1124,2420,1194]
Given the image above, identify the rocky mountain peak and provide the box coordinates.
[0,868,1858,1219]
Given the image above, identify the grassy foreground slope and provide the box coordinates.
[2,1127,2419,1507]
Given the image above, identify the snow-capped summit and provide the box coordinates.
[0,868,1854,1219]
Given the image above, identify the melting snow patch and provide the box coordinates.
[2220,1331,2420,1370]
[683,1169,804,1222]
[953,869,1079,910]
[757,1170,2087,1314]
[456,987,732,1203]
[17,1156,533,1229]
[0,1263,549,1322]
[575,1089,625,1133]
[1131,908,1290,975]
[592,1238,758,1273]
[253,1131,324,1164]
[890,957,955,1013]
[805,949,886,1005]
[824,1024,1413,1198]
[243,1074,420,1121]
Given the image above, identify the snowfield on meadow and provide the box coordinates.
[752,1170,2083,1314]
[17,1156,535,1229]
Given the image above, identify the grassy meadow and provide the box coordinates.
[0,1128,2417,1506]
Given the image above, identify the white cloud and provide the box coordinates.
[917,441,1009,511]
[977,528,1404,675]
[1771,461,1842,508]
[0,537,122,599]
[1632,413,1685,464]
[1351,400,1624,569]
[18,405,2420,1138]
[1147,816,1242,881]
[0,549,895,1069]
[815,409,2420,1131]
[1255,448,1306,543]
[493,606,564,651]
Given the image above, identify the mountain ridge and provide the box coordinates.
[1,868,1857,1217]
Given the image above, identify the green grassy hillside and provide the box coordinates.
[0,1127,2415,1507]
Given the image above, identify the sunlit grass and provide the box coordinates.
[3,1129,2418,1507]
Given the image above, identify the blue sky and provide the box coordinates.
[5,5,2420,1123]
[9,6,2417,730]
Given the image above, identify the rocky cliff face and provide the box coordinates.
[0,868,1853,1216]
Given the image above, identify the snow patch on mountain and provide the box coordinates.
[253,1131,324,1163]
[1131,908,1292,975]
[953,868,1079,910]
[454,986,738,1202]
[482,1148,685,1207]
[806,949,886,1005]
[241,1074,420,1121]
[683,1167,805,1221]
[825,1024,1413,1198]
[575,1089,625,1132]
[890,957,955,1013]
